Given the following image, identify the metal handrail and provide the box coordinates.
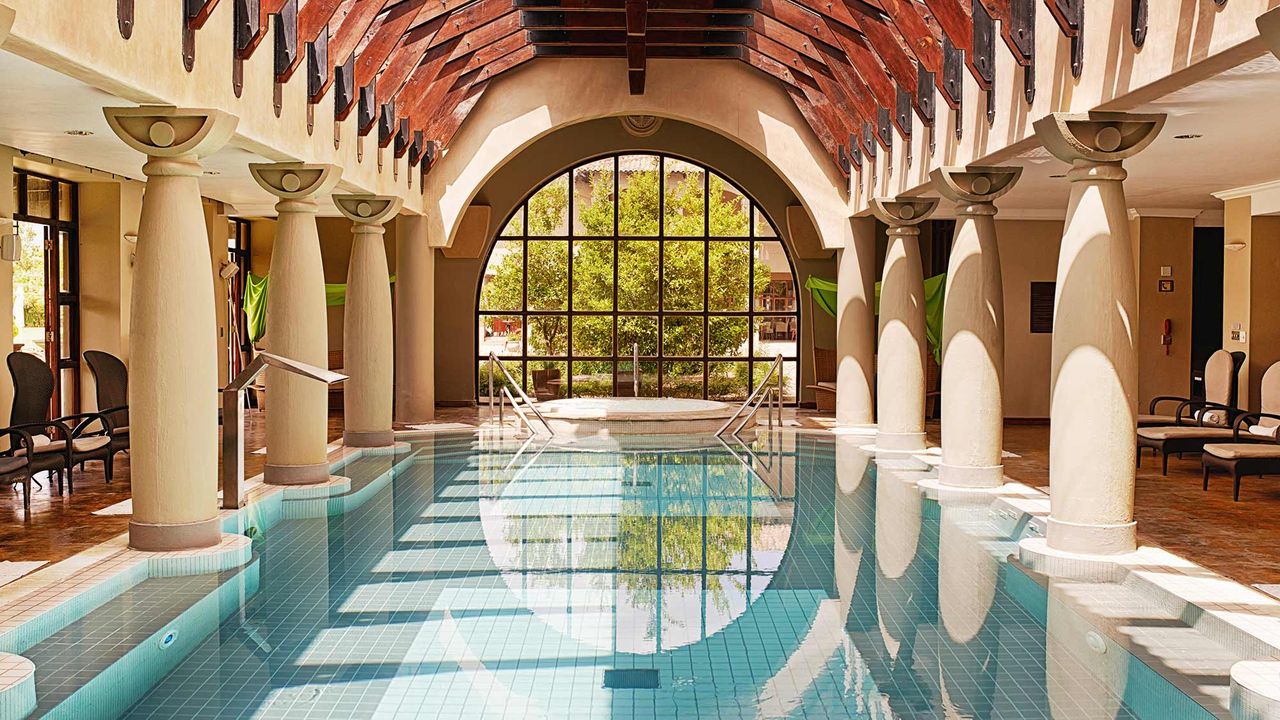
[632,342,640,396]
[717,354,783,436]
[488,352,554,435]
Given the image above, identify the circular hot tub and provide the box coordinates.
[533,397,744,436]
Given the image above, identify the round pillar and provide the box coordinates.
[1033,112,1165,556]
[104,106,237,550]
[932,167,1021,488]
[870,198,938,452]
[395,215,435,423]
[334,195,402,447]
[835,217,877,427]
[249,163,342,485]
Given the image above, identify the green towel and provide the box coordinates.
[806,273,947,364]
[243,272,396,343]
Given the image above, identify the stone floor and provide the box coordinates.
[0,410,343,572]
[2,406,1279,590]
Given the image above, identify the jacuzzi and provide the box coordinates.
[532,396,747,436]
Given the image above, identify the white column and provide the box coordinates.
[835,217,877,427]
[249,163,341,485]
[334,195,402,447]
[395,215,435,423]
[931,167,1021,488]
[1034,112,1165,556]
[104,106,237,550]
[869,198,938,451]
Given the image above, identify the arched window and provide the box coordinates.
[477,154,799,402]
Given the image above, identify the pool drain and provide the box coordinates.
[158,629,178,649]
[603,669,660,689]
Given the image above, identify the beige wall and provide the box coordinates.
[434,118,836,406]
[78,180,140,408]
[1223,197,1280,411]
[1132,215,1196,408]
[998,219,1063,419]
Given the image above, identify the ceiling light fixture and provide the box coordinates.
[1173,134,1203,140]
[63,130,94,136]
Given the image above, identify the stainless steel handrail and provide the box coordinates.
[487,352,554,435]
[632,342,640,396]
[716,354,783,436]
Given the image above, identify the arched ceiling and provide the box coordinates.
[161,0,1077,176]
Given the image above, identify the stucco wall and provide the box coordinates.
[79,180,140,407]
[432,118,837,406]
[998,219,1064,419]
[1133,215,1196,408]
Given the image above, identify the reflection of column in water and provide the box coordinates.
[937,493,999,720]
[1046,579,1129,720]
[834,436,873,605]
[873,455,938,696]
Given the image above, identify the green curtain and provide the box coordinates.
[806,273,947,363]
[243,272,396,343]
[803,276,839,318]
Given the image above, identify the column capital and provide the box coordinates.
[249,162,341,200]
[930,166,1021,205]
[104,106,237,159]
[1032,112,1165,165]
[334,194,403,225]
[870,197,938,227]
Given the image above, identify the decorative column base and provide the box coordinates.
[1017,535,1136,583]
[128,516,221,552]
[1231,661,1280,720]
[937,462,1004,489]
[1045,515,1137,556]
[265,462,333,486]
[343,429,395,448]
[874,430,927,452]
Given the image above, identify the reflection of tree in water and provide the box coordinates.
[614,451,757,625]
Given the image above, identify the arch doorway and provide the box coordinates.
[475,153,800,403]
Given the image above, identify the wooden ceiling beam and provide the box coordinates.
[516,0,761,13]
[626,0,646,93]
[521,11,755,29]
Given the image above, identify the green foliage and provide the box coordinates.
[527,176,568,235]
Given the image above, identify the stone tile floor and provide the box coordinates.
[3,406,1280,590]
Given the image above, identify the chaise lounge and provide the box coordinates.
[1135,350,1259,475]
[1139,349,1244,427]
[1202,363,1280,501]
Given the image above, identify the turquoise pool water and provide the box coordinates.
[24,432,1222,719]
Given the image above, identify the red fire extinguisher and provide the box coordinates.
[1161,319,1173,356]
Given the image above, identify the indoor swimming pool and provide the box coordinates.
[7,432,1245,719]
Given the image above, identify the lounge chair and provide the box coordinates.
[1139,349,1244,427]
[84,350,130,463]
[0,428,36,515]
[7,352,115,494]
[1202,363,1280,501]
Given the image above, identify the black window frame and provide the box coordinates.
[475,153,801,404]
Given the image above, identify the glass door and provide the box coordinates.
[12,170,79,416]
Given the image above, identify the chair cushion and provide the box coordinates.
[1137,426,1238,441]
[815,382,836,392]
[14,434,110,456]
[0,456,27,474]
[72,436,111,453]
[1138,413,1176,426]
[111,425,129,436]
[1204,443,1280,460]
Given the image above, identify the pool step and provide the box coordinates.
[26,560,259,719]
[1048,578,1239,719]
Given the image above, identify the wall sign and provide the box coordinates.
[1158,279,1174,293]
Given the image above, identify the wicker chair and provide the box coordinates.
[6,352,115,494]
[84,350,130,463]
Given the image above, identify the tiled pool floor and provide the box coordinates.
[17,433,1242,718]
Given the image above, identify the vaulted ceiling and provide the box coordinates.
[155,0,1091,177]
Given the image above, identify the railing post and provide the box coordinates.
[633,342,640,396]
[487,355,495,417]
